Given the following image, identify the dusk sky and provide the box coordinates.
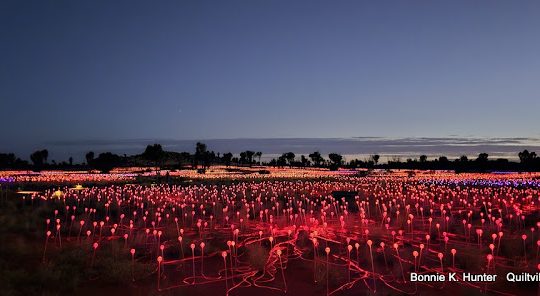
[2,1,540,155]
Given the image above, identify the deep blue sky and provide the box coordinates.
[1,0,540,151]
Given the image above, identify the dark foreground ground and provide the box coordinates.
[0,179,538,296]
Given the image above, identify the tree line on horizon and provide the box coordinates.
[1,142,540,173]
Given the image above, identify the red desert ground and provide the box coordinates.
[0,167,538,295]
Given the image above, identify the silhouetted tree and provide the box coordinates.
[86,151,95,166]
[204,150,216,168]
[93,152,122,173]
[42,150,48,163]
[300,155,310,167]
[419,155,427,163]
[438,156,449,169]
[348,159,367,169]
[175,152,192,168]
[328,153,343,168]
[370,154,380,165]
[194,142,208,168]
[518,149,537,163]
[309,151,324,167]
[255,151,262,164]
[239,152,247,165]
[142,144,165,167]
[240,150,255,166]
[69,157,73,166]
[276,155,288,167]
[477,153,489,162]
[0,153,28,168]
[222,152,233,167]
[30,149,48,169]
[459,155,468,162]
[283,152,295,166]
[0,153,16,168]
